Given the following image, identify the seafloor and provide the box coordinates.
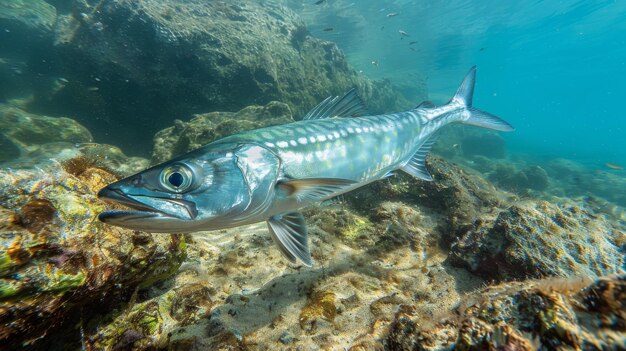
[1,1,625,350]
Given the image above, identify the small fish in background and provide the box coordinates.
[323,27,334,32]
[409,47,417,52]
[314,0,326,5]
[399,30,410,38]
[387,12,399,17]
[409,41,417,45]
[371,60,379,67]
[480,47,487,51]
[605,163,624,170]
[87,86,100,92]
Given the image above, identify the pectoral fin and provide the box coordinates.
[277,178,356,202]
[267,212,312,267]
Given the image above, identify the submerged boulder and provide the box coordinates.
[0,162,186,348]
[152,101,294,163]
[387,275,626,351]
[0,103,92,160]
[450,200,626,280]
[15,0,412,154]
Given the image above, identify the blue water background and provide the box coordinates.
[304,0,626,167]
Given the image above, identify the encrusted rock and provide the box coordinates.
[0,163,186,348]
[23,0,411,154]
[0,104,92,163]
[386,275,626,350]
[450,200,626,280]
[488,163,550,192]
[152,101,294,163]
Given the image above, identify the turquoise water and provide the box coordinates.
[305,0,626,165]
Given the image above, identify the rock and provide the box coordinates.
[279,331,295,344]
[543,158,626,208]
[0,162,186,348]
[299,290,337,333]
[450,200,626,280]
[461,132,507,159]
[0,104,92,152]
[386,275,626,351]
[488,164,550,192]
[24,0,411,154]
[345,157,513,240]
[0,0,56,40]
[152,101,294,163]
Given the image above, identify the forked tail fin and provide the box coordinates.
[453,66,515,132]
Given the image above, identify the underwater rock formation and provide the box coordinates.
[152,101,294,163]
[544,158,626,208]
[0,163,185,348]
[346,156,515,239]
[488,163,550,192]
[9,0,411,154]
[0,0,55,41]
[387,275,626,350]
[0,103,149,176]
[450,200,626,280]
[0,103,92,162]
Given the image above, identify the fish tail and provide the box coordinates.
[454,66,515,132]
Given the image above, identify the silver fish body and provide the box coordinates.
[98,67,514,266]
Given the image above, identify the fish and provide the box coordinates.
[387,12,399,17]
[98,67,514,267]
[323,27,334,32]
[409,41,417,45]
[399,30,410,37]
[606,163,624,170]
[314,0,326,4]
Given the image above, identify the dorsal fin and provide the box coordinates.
[416,101,435,109]
[400,133,439,181]
[303,88,368,120]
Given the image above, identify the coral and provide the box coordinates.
[450,200,626,280]
[0,165,186,348]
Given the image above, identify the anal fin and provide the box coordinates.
[267,212,312,267]
[400,134,439,181]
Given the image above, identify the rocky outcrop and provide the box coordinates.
[387,275,626,351]
[3,0,411,155]
[0,162,186,348]
[450,200,626,280]
[0,103,149,176]
[152,101,294,163]
[0,103,92,161]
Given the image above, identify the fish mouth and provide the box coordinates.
[97,187,172,222]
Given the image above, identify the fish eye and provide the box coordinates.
[160,164,194,192]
